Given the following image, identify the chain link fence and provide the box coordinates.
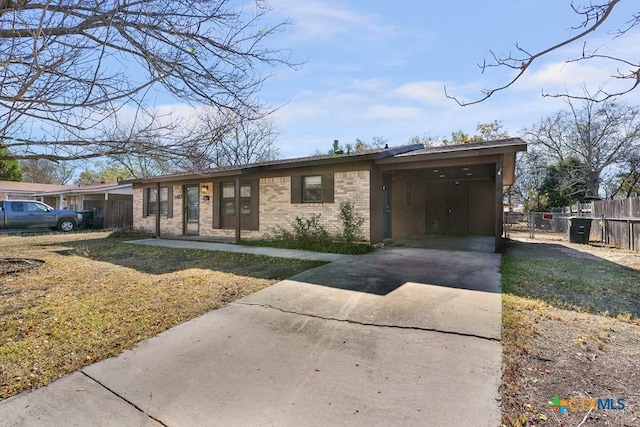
[504,212,601,241]
[505,197,639,251]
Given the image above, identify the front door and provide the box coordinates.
[184,185,199,235]
[382,175,391,239]
[448,182,469,234]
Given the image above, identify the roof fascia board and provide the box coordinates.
[376,143,527,165]
[128,145,425,184]
[35,184,132,196]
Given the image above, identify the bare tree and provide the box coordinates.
[505,150,549,211]
[19,159,75,184]
[177,107,279,171]
[607,152,640,197]
[446,1,639,105]
[523,95,640,198]
[0,0,295,161]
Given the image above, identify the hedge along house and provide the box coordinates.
[129,138,526,252]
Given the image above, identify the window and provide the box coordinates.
[27,202,49,212]
[240,183,251,215]
[10,202,24,212]
[303,176,322,203]
[66,196,80,211]
[219,181,255,230]
[221,182,235,216]
[147,187,168,215]
[291,174,334,204]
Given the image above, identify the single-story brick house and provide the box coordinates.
[129,138,526,252]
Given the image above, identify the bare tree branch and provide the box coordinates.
[445,1,639,105]
[0,0,297,161]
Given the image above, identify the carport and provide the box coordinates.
[369,138,527,252]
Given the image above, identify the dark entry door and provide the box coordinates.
[184,185,199,235]
[425,181,470,235]
[382,175,391,239]
[447,182,469,234]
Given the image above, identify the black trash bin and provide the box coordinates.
[568,217,592,244]
[78,210,94,229]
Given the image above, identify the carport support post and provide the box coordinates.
[155,182,161,238]
[494,162,503,253]
[235,175,241,243]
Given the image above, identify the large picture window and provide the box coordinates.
[147,187,168,215]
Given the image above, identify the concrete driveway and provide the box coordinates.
[0,236,502,427]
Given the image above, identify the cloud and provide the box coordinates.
[392,81,449,105]
[502,29,640,100]
[269,0,394,42]
[516,60,618,94]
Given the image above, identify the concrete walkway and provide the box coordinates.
[0,237,502,427]
[126,238,346,262]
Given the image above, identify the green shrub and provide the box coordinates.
[255,204,372,254]
[338,200,364,243]
[291,213,330,242]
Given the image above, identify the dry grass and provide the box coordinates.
[0,232,324,399]
[501,238,640,426]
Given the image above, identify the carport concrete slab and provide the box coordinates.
[83,303,500,427]
[286,247,502,294]
[0,372,161,427]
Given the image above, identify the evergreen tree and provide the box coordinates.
[0,145,23,181]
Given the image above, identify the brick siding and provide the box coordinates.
[133,170,371,242]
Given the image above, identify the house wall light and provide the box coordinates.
[201,185,209,193]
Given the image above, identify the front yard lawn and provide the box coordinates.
[0,232,324,399]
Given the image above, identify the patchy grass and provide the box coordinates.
[502,241,640,318]
[0,232,323,400]
[240,238,376,255]
[501,239,640,426]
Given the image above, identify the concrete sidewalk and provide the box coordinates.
[0,238,502,427]
[125,238,346,262]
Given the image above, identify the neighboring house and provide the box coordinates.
[0,181,133,229]
[0,181,70,203]
[129,138,526,252]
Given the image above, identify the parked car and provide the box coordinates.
[0,200,84,232]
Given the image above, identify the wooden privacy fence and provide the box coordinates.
[83,197,133,229]
[592,196,640,252]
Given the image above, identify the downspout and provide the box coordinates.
[155,182,161,238]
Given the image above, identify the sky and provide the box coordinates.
[240,0,640,158]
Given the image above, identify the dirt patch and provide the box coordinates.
[502,237,640,426]
[0,258,44,275]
